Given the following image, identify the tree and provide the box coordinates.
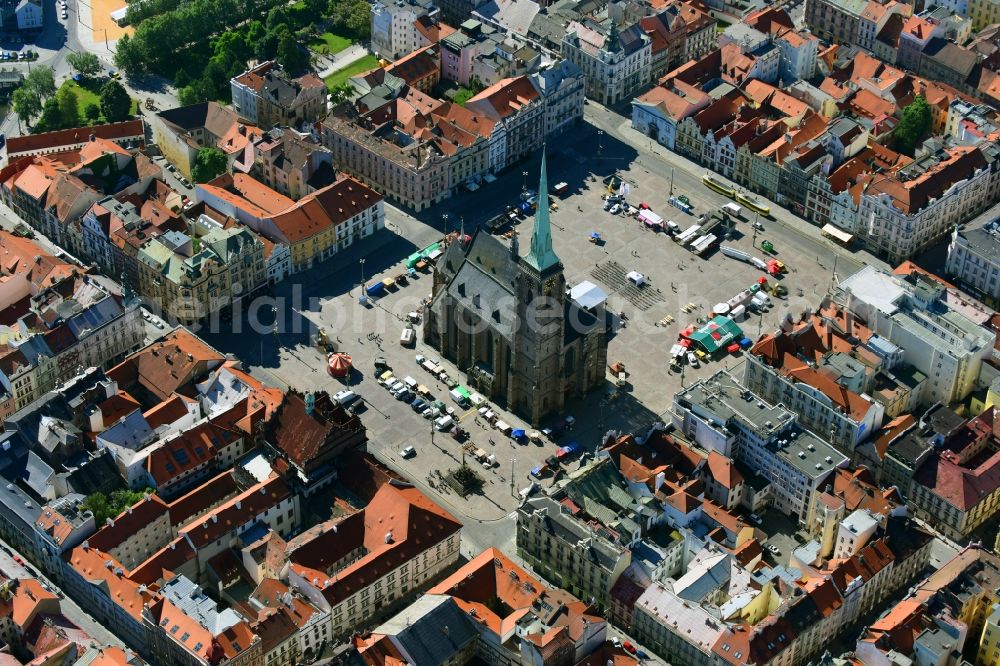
[82,488,152,525]
[329,0,370,37]
[55,86,79,128]
[177,83,206,106]
[892,95,932,157]
[114,33,146,75]
[276,28,309,75]
[12,87,41,126]
[24,66,55,101]
[84,103,101,121]
[100,79,131,122]
[328,82,353,106]
[67,51,102,77]
[192,147,227,183]
[36,98,63,132]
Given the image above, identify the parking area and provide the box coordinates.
[273,151,868,519]
[302,286,580,521]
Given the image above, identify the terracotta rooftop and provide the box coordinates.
[106,329,225,406]
[288,482,461,606]
[6,120,144,158]
[67,546,155,621]
[269,176,382,243]
[178,475,290,549]
[706,451,744,490]
[86,494,170,553]
[428,548,551,636]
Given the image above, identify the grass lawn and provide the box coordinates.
[60,78,140,124]
[310,31,352,55]
[324,54,378,90]
[64,80,101,112]
[452,88,475,105]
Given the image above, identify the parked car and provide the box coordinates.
[400,446,415,458]
[687,351,699,368]
[767,544,780,555]
[609,203,622,215]
[410,399,426,412]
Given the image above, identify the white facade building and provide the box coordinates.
[838,266,994,405]
[561,18,651,106]
[945,203,1000,303]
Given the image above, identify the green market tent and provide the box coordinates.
[688,316,743,354]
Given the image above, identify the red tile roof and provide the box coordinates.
[67,546,155,621]
[269,176,382,243]
[178,475,291,549]
[288,482,461,605]
[706,451,743,490]
[166,470,240,528]
[106,329,225,405]
[6,121,144,158]
[86,495,170,553]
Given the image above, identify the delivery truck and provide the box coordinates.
[721,246,751,262]
[722,202,743,218]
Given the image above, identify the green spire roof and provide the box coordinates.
[525,147,560,273]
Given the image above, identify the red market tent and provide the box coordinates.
[327,352,352,378]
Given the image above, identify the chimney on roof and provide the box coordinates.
[89,133,95,142]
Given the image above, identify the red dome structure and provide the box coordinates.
[327,352,352,378]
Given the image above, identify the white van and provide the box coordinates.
[333,390,361,407]
[400,327,415,346]
[402,376,418,389]
[666,220,681,234]
[435,415,455,431]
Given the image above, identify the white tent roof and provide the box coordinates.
[569,281,608,310]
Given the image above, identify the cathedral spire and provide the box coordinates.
[525,146,560,273]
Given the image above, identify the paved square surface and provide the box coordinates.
[197,113,880,534]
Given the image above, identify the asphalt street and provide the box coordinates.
[0,0,177,150]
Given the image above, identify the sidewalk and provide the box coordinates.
[316,43,370,79]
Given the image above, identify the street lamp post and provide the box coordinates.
[669,166,675,196]
[442,213,449,236]
[360,258,366,291]
[521,171,528,192]
[598,130,604,159]
[511,457,517,497]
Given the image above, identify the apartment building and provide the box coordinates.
[285,482,462,639]
[319,95,450,212]
[151,102,261,181]
[900,407,1000,541]
[838,265,994,406]
[970,0,1000,28]
[561,18,651,105]
[946,202,1000,305]
[439,19,540,87]
[632,583,726,666]
[428,548,607,666]
[251,129,335,201]
[136,221,265,324]
[465,75,545,172]
[530,59,586,138]
[673,370,849,526]
[230,62,327,129]
[855,143,1000,263]
[804,0,868,44]
[371,0,445,60]
[516,494,632,609]
[0,233,145,415]
[631,78,711,150]
[743,313,886,452]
